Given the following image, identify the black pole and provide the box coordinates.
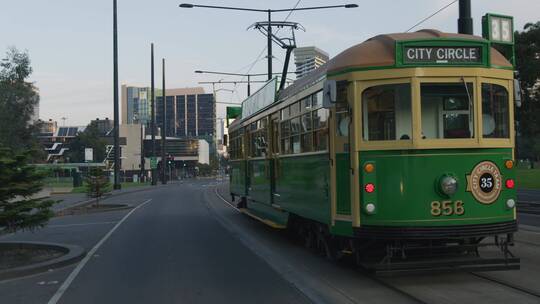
[139,123,144,179]
[279,47,293,90]
[267,10,272,80]
[150,43,156,185]
[161,58,167,184]
[458,0,473,35]
[247,74,251,96]
[113,0,121,190]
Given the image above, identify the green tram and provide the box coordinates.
[227,30,519,274]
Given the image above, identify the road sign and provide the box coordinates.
[150,157,158,169]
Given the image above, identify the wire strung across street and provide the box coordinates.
[405,0,458,32]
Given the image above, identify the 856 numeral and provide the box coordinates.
[431,200,465,216]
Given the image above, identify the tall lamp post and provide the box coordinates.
[150,43,157,185]
[113,0,121,190]
[180,3,358,80]
[161,58,167,184]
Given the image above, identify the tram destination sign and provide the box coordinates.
[403,46,483,65]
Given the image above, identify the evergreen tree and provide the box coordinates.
[85,167,111,206]
[0,148,55,233]
[515,22,540,164]
[0,47,41,155]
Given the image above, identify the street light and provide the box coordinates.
[195,70,296,96]
[180,3,358,80]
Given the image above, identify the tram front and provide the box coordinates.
[326,30,519,273]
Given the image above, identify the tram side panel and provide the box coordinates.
[274,154,331,225]
[230,160,247,198]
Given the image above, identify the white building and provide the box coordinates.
[294,46,329,79]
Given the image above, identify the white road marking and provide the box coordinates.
[47,222,117,228]
[214,188,240,212]
[47,199,152,304]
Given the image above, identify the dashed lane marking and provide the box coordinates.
[47,199,153,304]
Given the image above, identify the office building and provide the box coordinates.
[294,46,329,79]
[121,86,152,125]
[154,87,215,138]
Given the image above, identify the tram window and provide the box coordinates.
[482,84,509,138]
[312,91,323,108]
[291,117,301,135]
[301,133,313,153]
[362,84,412,141]
[292,135,301,154]
[290,102,301,117]
[301,113,312,132]
[303,96,312,112]
[281,107,290,120]
[313,108,329,130]
[313,108,329,151]
[421,83,474,139]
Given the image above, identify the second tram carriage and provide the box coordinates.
[227,29,519,274]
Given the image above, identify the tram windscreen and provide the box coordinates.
[362,84,412,141]
[420,83,474,139]
[482,83,509,138]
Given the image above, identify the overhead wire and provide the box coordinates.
[405,0,458,33]
[229,0,302,102]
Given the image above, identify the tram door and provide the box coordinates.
[269,113,280,204]
[330,82,353,223]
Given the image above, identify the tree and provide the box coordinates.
[0,148,55,233]
[85,167,111,206]
[515,22,540,164]
[66,124,107,163]
[0,47,41,155]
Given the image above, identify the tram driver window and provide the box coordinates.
[482,83,509,138]
[362,84,412,141]
[421,83,474,139]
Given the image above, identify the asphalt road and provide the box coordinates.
[52,180,309,304]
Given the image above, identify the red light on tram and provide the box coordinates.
[505,179,515,189]
[365,183,375,193]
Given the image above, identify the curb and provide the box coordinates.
[0,242,86,281]
[54,182,179,215]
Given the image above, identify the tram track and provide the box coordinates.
[470,272,540,299]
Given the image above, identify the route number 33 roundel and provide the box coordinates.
[467,161,502,204]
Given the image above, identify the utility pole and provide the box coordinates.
[113,0,121,190]
[150,43,157,186]
[458,0,473,35]
[161,58,167,184]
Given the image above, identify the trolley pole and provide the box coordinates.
[267,10,272,81]
[458,0,473,35]
[161,58,167,184]
[112,0,121,190]
[150,43,157,185]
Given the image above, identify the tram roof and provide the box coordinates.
[327,29,512,75]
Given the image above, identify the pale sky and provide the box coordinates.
[1,0,539,125]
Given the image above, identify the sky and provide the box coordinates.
[1,0,539,125]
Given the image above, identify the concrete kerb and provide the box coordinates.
[54,181,179,215]
[0,242,86,281]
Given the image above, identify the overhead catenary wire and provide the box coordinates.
[229,0,302,101]
[405,0,458,33]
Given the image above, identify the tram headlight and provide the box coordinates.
[506,199,516,209]
[365,203,376,214]
[440,175,458,196]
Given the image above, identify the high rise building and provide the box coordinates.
[294,46,329,79]
[155,87,215,138]
[121,86,152,125]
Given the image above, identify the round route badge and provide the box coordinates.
[469,161,502,204]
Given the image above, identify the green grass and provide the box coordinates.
[516,169,540,190]
[71,182,151,193]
